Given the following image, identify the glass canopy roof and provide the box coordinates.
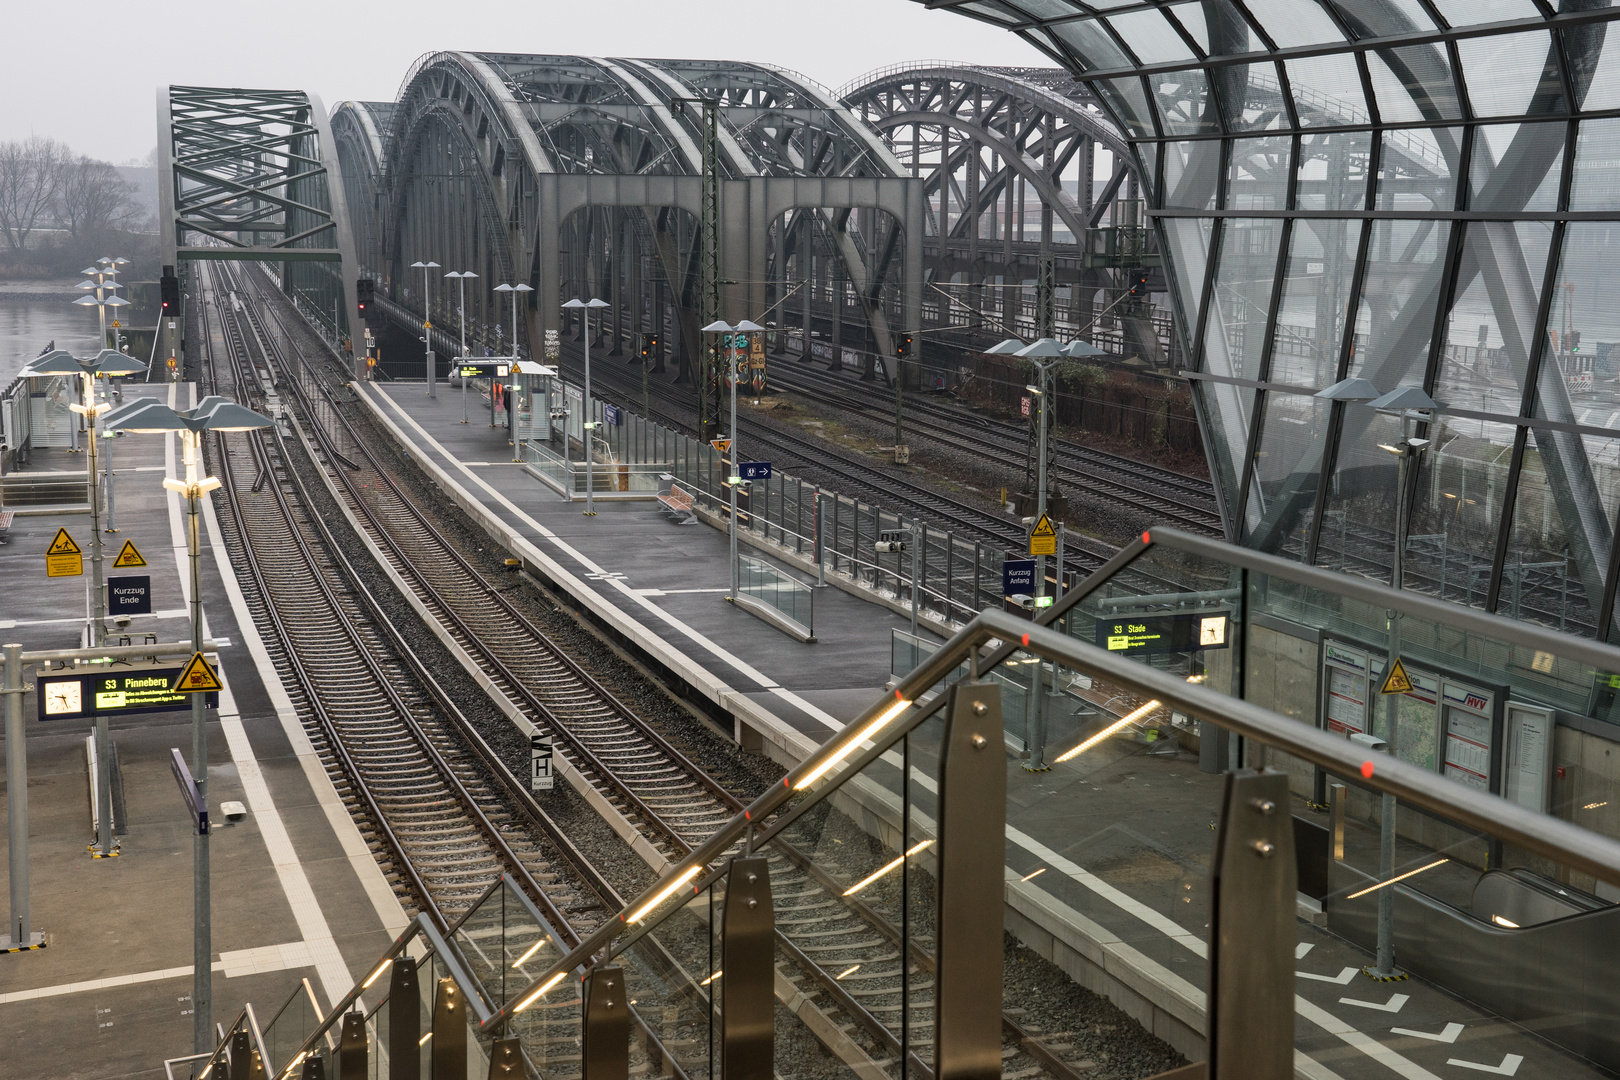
[925,0,1620,643]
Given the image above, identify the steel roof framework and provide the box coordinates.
[922,0,1620,644]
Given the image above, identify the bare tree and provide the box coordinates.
[57,155,139,239]
[0,137,68,253]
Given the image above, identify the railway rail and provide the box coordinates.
[253,270,1117,1080]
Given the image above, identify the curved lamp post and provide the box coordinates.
[445,271,479,423]
[103,394,274,1055]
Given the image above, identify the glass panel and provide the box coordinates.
[614,891,722,1080]
[1434,221,1555,417]
[1204,217,1283,384]
[1161,216,1213,337]
[1367,45,1462,122]
[262,979,323,1075]
[1093,76,1155,138]
[1286,52,1368,126]
[1429,0,1541,24]
[1336,0,1436,34]
[1163,140,1220,210]
[1404,416,1518,609]
[1501,427,1610,637]
[1152,68,1218,135]
[1215,62,1288,131]
[1296,130,1371,211]
[1244,390,1331,555]
[1352,218,1453,387]
[1458,31,1563,118]
[1378,126,1459,211]
[1195,379,1252,520]
[1107,8,1197,64]
[1269,219,1360,388]
[1570,26,1620,111]
[1570,118,1620,210]
[1228,134,1290,209]
[1316,402,1403,580]
[1243,0,1346,46]
[1470,122,1565,212]
[1048,17,1133,73]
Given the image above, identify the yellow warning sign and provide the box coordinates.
[1028,513,1057,557]
[710,438,732,456]
[46,527,83,577]
[172,652,223,694]
[1380,657,1413,696]
[113,539,148,568]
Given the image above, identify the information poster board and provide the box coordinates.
[1322,641,1370,736]
[1441,681,1496,792]
[1503,702,1554,813]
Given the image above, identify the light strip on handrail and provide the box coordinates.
[627,864,702,923]
[512,935,553,969]
[843,839,933,896]
[512,971,569,1013]
[795,693,912,789]
[1345,858,1449,900]
[361,958,392,989]
[1054,700,1160,763]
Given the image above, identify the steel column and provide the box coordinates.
[581,965,629,1080]
[723,856,775,1080]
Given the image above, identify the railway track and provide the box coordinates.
[254,272,1122,1080]
[763,360,1223,536]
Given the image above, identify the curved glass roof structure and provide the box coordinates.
[923,0,1620,641]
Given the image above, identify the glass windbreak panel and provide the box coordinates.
[1570,118,1620,210]
[1161,217,1212,345]
[1546,219,1620,396]
[1163,140,1219,211]
[1049,20,1133,75]
[1107,8,1197,64]
[1203,217,1283,384]
[1316,402,1403,581]
[1377,127,1459,211]
[1216,63,1287,131]
[1244,390,1331,556]
[1458,31,1564,119]
[1286,52,1368,127]
[1435,220,1555,416]
[1429,0,1541,24]
[1226,135,1290,210]
[262,978,323,1073]
[1470,122,1564,213]
[1243,0,1345,47]
[1572,27,1620,112]
[1501,427,1608,637]
[1268,219,1360,389]
[1404,416,1518,609]
[1093,76,1155,139]
[1296,130,1370,211]
[611,884,721,1080]
[1152,69,1218,135]
[1193,380,1250,515]
[1367,45,1461,123]
[1352,218,1451,387]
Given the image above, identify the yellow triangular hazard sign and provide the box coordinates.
[1030,514,1056,539]
[47,527,81,556]
[1380,657,1413,696]
[113,539,147,568]
[173,652,223,694]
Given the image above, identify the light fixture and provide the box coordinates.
[699,970,722,986]
[627,863,702,922]
[795,694,913,789]
[1491,914,1520,928]
[362,958,392,988]
[1020,868,1047,882]
[1054,700,1162,763]
[1344,857,1449,900]
[512,935,553,969]
[513,970,569,1013]
[836,964,860,980]
[843,839,933,896]
[1314,377,1380,402]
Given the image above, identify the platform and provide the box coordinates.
[358,377,1610,1080]
[0,382,406,1078]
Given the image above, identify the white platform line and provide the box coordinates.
[0,941,328,1005]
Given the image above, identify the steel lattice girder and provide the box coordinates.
[158,85,363,362]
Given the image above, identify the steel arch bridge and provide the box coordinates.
[330,52,925,391]
[838,62,1171,363]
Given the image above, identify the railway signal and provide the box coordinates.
[356,278,375,320]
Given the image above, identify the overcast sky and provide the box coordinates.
[4,1,1045,164]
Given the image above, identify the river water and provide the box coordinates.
[0,294,104,387]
